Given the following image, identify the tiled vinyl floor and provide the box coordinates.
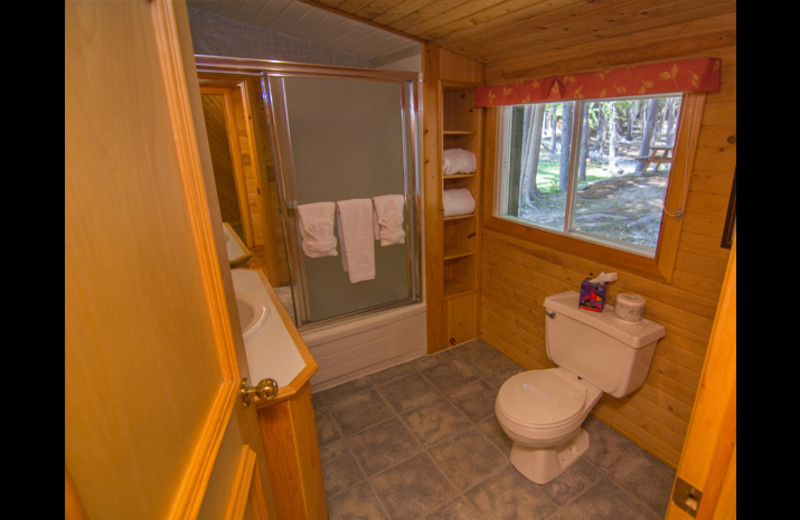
[311,339,676,520]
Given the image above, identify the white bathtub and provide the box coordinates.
[302,302,427,392]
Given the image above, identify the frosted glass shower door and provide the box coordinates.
[268,73,420,326]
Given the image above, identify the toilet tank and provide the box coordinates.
[544,291,665,398]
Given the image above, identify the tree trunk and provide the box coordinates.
[635,98,660,175]
[559,103,574,191]
[521,104,545,203]
[666,97,678,144]
[578,103,590,181]
[595,108,606,157]
[607,106,616,172]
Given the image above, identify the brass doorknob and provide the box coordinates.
[240,377,279,407]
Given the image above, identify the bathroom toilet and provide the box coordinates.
[495,290,665,484]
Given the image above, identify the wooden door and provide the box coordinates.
[65,1,277,518]
[665,239,736,519]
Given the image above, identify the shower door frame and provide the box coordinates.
[194,56,423,330]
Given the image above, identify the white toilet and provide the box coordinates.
[495,290,665,484]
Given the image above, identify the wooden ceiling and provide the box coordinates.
[293,0,736,65]
[188,0,736,69]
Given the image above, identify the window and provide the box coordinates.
[496,94,684,258]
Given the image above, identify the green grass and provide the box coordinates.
[534,158,611,193]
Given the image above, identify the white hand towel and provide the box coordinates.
[296,202,338,258]
[443,188,476,217]
[443,148,477,175]
[372,194,406,246]
[336,199,375,283]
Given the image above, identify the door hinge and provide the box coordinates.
[672,476,702,517]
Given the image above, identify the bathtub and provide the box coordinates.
[302,302,427,392]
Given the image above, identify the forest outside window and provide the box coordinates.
[496,94,684,258]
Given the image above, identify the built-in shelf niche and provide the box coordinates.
[438,84,481,347]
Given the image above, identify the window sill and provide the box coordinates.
[483,216,674,283]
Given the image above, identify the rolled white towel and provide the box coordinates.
[296,202,338,258]
[443,148,476,175]
[443,188,476,217]
[372,194,406,246]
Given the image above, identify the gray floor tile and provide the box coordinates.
[420,357,480,393]
[314,341,675,520]
[326,386,395,435]
[402,397,472,448]
[463,465,559,519]
[583,415,639,470]
[540,458,602,505]
[367,362,418,386]
[423,497,481,520]
[427,427,508,492]
[608,449,676,517]
[445,378,498,423]
[346,416,423,476]
[312,399,341,446]
[548,477,662,520]
[370,453,456,520]
[318,437,365,497]
[376,372,441,414]
[326,480,389,520]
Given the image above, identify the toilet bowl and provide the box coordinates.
[495,368,602,483]
[494,290,665,484]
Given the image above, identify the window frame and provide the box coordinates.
[483,92,706,282]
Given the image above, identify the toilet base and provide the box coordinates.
[509,428,590,484]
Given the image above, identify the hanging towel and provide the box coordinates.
[296,202,338,258]
[336,199,375,283]
[443,188,476,217]
[372,194,406,246]
[443,148,477,175]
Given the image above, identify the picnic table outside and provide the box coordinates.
[638,146,673,172]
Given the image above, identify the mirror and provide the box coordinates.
[197,72,294,317]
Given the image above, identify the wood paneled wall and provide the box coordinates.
[201,94,242,226]
[476,15,736,469]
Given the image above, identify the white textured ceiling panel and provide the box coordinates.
[187,0,420,65]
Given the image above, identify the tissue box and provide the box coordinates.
[579,278,606,312]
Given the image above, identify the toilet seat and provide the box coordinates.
[496,369,587,429]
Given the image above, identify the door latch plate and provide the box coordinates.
[672,476,702,517]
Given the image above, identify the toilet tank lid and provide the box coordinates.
[544,291,665,348]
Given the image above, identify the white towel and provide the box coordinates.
[443,188,476,217]
[443,148,477,175]
[336,199,375,283]
[296,202,338,258]
[372,194,406,246]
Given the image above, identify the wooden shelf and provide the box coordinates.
[438,84,482,348]
[422,47,485,354]
[444,246,474,261]
[443,213,475,220]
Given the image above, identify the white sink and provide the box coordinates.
[236,292,270,342]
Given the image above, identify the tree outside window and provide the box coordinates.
[498,94,682,257]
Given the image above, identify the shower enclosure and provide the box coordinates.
[267,69,421,328]
[195,57,422,333]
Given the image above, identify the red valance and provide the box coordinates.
[474,57,721,107]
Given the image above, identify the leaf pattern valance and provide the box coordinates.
[474,57,721,107]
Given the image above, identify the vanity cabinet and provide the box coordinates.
[245,268,327,520]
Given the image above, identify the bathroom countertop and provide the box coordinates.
[223,223,252,264]
[230,267,318,406]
